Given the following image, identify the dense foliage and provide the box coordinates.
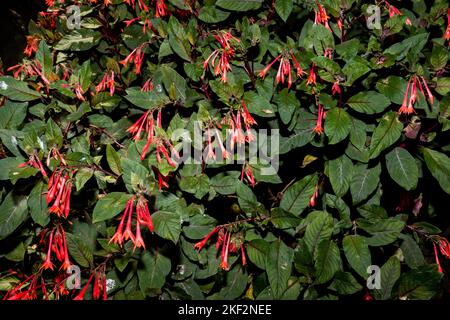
[0,0,450,300]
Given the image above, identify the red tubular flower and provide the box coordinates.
[399,78,412,114]
[124,17,140,28]
[240,242,247,266]
[47,170,72,218]
[60,227,71,271]
[41,231,55,271]
[220,230,231,271]
[137,196,154,233]
[109,206,127,246]
[258,54,281,79]
[122,198,136,245]
[204,31,239,83]
[420,76,434,105]
[433,243,443,273]
[194,226,220,251]
[406,76,417,114]
[306,64,317,86]
[445,9,450,41]
[240,164,255,187]
[309,184,319,207]
[19,153,47,177]
[313,104,324,135]
[73,273,95,300]
[314,1,331,30]
[137,0,149,12]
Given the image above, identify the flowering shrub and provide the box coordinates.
[0,0,449,300]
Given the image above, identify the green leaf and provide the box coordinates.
[219,265,248,299]
[0,101,28,130]
[435,77,450,96]
[152,210,182,244]
[275,0,293,22]
[54,29,101,51]
[28,181,50,227]
[92,192,133,223]
[384,33,429,61]
[350,163,381,204]
[158,64,187,102]
[216,0,263,11]
[328,155,353,197]
[374,256,401,300]
[124,87,170,109]
[359,218,405,246]
[0,76,42,101]
[422,148,450,194]
[400,234,424,269]
[36,41,52,79]
[304,211,334,258]
[369,111,403,159]
[75,168,94,191]
[347,91,391,114]
[329,271,363,295]
[314,240,341,284]
[138,251,171,294]
[270,207,301,229]
[106,145,122,176]
[45,118,63,148]
[342,235,371,278]
[376,76,408,105]
[280,174,318,216]
[246,239,269,270]
[0,191,28,240]
[265,239,294,299]
[385,147,418,190]
[397,265,442,300]
[324,107,351,144]
[198,6,230,23]
[66,233,93,268]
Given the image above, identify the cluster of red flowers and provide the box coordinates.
[24,36,40,57]
[433,237,450,273]
[123,0,168,17]
[313,1,331,30]
[110,196,154,250]
[40,225,72,271]
[46,168,73,218]
[194,226,246,271]
[258,51,304,89]
[203,31,240,83]
[96,71,116,96]
[2,273,68,300]
[127,108,178,166]
[399,75,434,115]
[120,43,147,75]
[74,266,108,300]
[383,0,412,26]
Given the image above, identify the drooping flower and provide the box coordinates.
[332,80,341,96]
[73,273,95,300]
[142,78,154,92]
[309,184,319,207]
[306,64,317,86]
[41,230,55,271]
[313,104,325,135]
[258,51,305,88]
[109,195,154,250]
[437,237,450,260]
[433,243,443,273]
[220,230,231,271]
[46,169,73,218]
[96,71,116,96]
[120,43,146,75]
[240,163,255,187]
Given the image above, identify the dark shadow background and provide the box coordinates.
[0,0,43,68]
